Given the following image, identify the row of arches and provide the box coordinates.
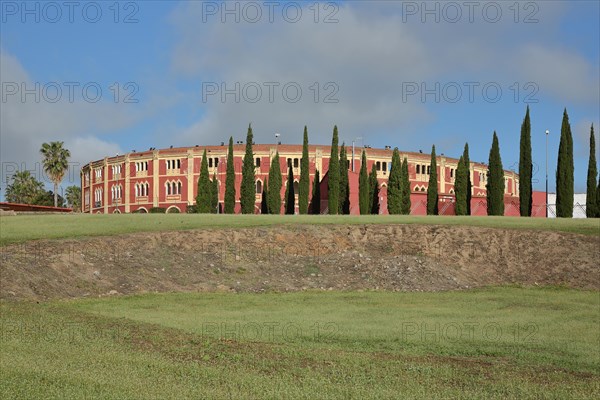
[135,182,150,197]
[165,180,182,195]
[255,179,299,194]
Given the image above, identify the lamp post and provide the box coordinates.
[545,130,549,218]
[275,133,281,153]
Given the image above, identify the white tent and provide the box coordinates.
[547,193,588,218]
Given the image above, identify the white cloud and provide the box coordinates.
[166,1,599,147]
[0,49,130,192]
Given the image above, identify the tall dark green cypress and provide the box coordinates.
[224,136,236,213]
[597,175,600,218]
[556,109,574,218]
[196,149,212,213]
[426,145,439,215]
[519,106,533,216]
[358,150,370,214]
[339,143,350,214]
[267,152,282,214]
[284,159,295,215]
[369,164,380,214]
[486,132,505,216]
[400,157,411,215]
[261,180,269,214]
[240,124,256,214]
[387,148,401,214]
[454,156,467,215]
[328,126,340,214]
[585,124,597,218]
[463,143,472,215]
[311,169,321,215]
[298,126,310,214]
[210,173,219,213]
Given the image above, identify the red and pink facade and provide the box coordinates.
[80,144,536,216]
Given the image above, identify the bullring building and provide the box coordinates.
[80,143,520,215]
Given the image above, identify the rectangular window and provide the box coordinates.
[256,157,261,167]
[167,159,181,170]
[293,158,299,168]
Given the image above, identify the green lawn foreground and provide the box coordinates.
[1,287,598,399]
[1,214,599,245]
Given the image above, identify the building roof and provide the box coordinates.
[83,143,510,173]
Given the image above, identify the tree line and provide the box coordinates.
[4,142,80,210]
[8,108,598,218]
[195,108,599,218]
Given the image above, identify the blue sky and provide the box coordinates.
[1,1,598,197]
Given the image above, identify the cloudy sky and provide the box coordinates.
[1,0,598,196]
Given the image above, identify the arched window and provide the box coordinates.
[177,181,182,195]
[135,184,139,197]
[256,180,262,194]
[293,180,299,194]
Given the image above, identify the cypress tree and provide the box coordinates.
[400,157,411,215]
[454,156,467,215]
[267,152,282,214]
[261,179,269,215]
[224,136,236,213]
[339,143,350,214]
[358,150,370,214]
[556,109,574,218]
[240,124,256,214]
[597,175,600,218]
[210,173,219,213]
[284,159,295,215]
[585,124,597,218]
[519,106,533,216]
[486,131,505,216]
[369,164,380,214]
[196,149,212,213]
[426,145,439,215]
[327,126,340,214]
[463,143,472,215]
[298,126,310,214]
[387,148,401,214]
[311,169,321,215]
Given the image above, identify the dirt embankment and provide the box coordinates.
[0,225,598,301]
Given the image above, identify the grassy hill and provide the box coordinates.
[1,214,598,245]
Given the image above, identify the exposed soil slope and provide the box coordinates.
[1,224,598,301]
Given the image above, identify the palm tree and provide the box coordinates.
[5,171,44,204]
[40,141,71,207]
[65,185,82,211]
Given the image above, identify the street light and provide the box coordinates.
[545,129,549,218]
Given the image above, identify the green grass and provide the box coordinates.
[1,214,598,245]
[1,287,598,399]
